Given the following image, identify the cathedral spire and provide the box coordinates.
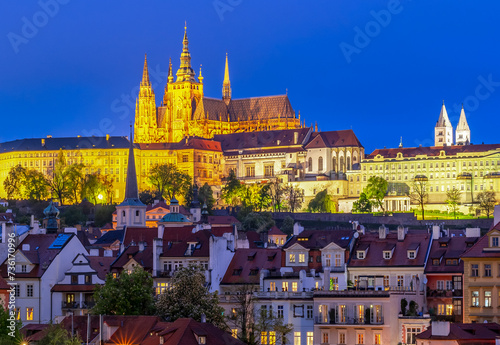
[124,125,141,201]
[222,52,232,104]
[456,104,471,145]
[141,54,151,86]
[168,57,173,83]
[434,101,453,147]
[176,23,196,82]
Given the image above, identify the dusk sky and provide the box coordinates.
[1,1,499,153]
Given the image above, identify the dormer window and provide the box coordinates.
[198,336,206,344]
[357,251,365,259]
[232,268,242,276]
[432,259,440,265]
[492,236,499,247]
[383,251,392,260]
[408,250,416,259]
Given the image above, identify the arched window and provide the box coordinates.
[318,157,323,171]
[308,157,312,172]
[332,156,337,172]
[340,157,344,172]
[347,156,351,171]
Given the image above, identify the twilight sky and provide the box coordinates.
[1,0,499,153]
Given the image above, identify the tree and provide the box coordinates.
[94,205,116,227]
[23,169,49,200]
[241,212,275,233]
[268,179,285,212]
[45,150,71,205]
[81,173,103,205]
[364,176,388,213]
[93,266,155,315]
[254,308,293,345]
[139,189,161,205]
[156,264,225,329]
[445,188,461,219]
[198,183,215,210]
[0,305,21,344]
[221,170,244,206]
[60,205,86,227]
[352,192,372,213]
[66,163,86,204]
[147,163,191,201]
[3,164,26,199]
[308,189,335,213]
[477,190,497,217]
[284,184,304,213]
[410,177,429,220]
[281,216,294,236]
[38,324,81,345]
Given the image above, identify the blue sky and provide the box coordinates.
[1,0,499,153]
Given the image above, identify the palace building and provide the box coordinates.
[134,25,302,144]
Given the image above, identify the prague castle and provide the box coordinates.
[134,26,302,144]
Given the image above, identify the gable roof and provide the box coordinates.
[425,235,473,273]
[221,248,282,285]
[461,229,500,258]
[283,229,355,250]
[305,130,363,149]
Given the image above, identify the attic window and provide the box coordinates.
[249,268,259,276]
[383,251,392,260]
[407,250,416,259]
[297,237,308,242]
[248,252,256,261]
[267,253,276,261]
[439,242,448,247]
[232,268,242,276]
[198,336,206,344]
[445,259,458,266]
[491,236,499,248]
[357,251,365,259]
[432,259,440,265]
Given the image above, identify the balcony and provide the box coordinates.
[156,270,173,278]
[314,315,384,325]
[62,301,95,309]
[254,291,313,299]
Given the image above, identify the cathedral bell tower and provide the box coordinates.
[162,24,204,143]
[434,101,453,147]
[134,54,157,143]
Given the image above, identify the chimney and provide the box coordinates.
[465,227,481,238]
[138,241,146,252]
[379,225,388,239]
[158,224,165,239]
[293,222,304,236]
[431,321,450,337]
[432,225,441,240]
[495,205,500,226]
[397,225,406,241]
[152,238,163,276]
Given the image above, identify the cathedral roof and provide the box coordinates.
[456,106,470,131]
[305,129,363,149]
[0,136,130,153]
[436,102,453,128]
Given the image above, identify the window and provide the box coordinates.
[182,154,188,163]
[485,291,492,307]
[446,304,453,315]
[14,285,20,297]
[294,332,301,345]
[437,280,444,290]
[406,327,421,345]
[339,332,346,345]
[384,251,391,259]
[397,275,404,287]
[27,284,33,297]
[453,299,462,315]
[335,253,342,267]
[408,251,415,259]
[269,332,276,345]
[485,264,492,277]
[374,333,382,345]
[289,254,296,263]
[319,305,328,323]
[21,265,27,273]
[472,291,479,307]
[277,305,284,318]
[338,305,346,323]
[357,251,365,259]
[357,305,365,323]
[261,331,268,344]
[329,277,338,291]
[26,307,33,321]
[245,165,255,177]
[492,237,499,247]
[471,264,479,277]
[325,254,331,267]
[264,165,274,177]
[156,282,169,295]
[85,275,92,284]
[322,332,329,344]
[383,276,389,288]
[446,280,453,290]
[318,157,323,171]
[299,254,305,263]
[307,332,313,345]
[306,305,313,319]
[292,282,298,292]
[437,304,445,315]
[356,331,365,345]
[231,329,238,338]
[282,282,288,292]
[308,158,312,172]
[270,282,276,292]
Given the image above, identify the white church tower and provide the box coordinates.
[455,105,471,145]
[434,101,453,147]
[115,127,146,229]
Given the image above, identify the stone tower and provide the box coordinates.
[134,54,157,143]
[434,101,453,147]
[455,105,471,145]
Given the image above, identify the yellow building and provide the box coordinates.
[461,225,500,323]
[134,26,302,144]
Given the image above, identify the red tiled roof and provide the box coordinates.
[221,248,282,285]
[284,229,355,250]
[349,230,431,268]
[106,316,161,344]
[0,213,14,222]
[425,236,473,274]
[416,322,500,342]
[123,227,158,246]
[0,277,10,290]
[161,230,211,258]
[111,245,154,271]
[366,143,500,159]
[210,226,234,237]
[88,256,116,280]
[207,216,240,225]
[305,130,363,149]
[268,226,285,236]
[461,229,500,258]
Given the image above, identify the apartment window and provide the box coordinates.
[383,276,389,289]
[437,280,444,290]
[14,285,20,297]
[269,332,276,345]
[261,333,268,345]
[282,282,288,292]
[308,158,312,172]
[322,332,329,344]
[156,282,169,295]
[485,264,492,277]
[330,277,338,291]
[231,329,238,338]
[85,275,92,284]
[264,165,274,177]
[299,254,305,263]
[71,275,78,284]
[335,253,342,267]
[472,291,480,307]
[338,305,346,323]
[384,251,391,259]
[357,305,365,323]
[453,299,462,315]
[319,305,328,323]
[471,264,479,277]
[27,284,33,297]
[356,331,365,345]
[277,305,284,318]
[485,291,492,307]
[182,154,188,163]
[307,332,313,345]
[26,307,33,321]
[406,327,421,345]
[294,332,301,345]
[437,304,445,315]
[357,251,365,259]
[306,305,313,319]
[492,237,499,247]
[338,332,346,345]
[289,254,296,263]
[446,280,453,290]
[318,157,323,171]
[21,265,27,273]
[446,304,453,315]
[270,282,276,291]
[292,282,298,292]
[397,275,404,287]
[374,333,382,345]
[245,165,255,177]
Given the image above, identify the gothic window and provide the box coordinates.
[332,156,337,172]
[318,157,323,172]
[340,156,345,172]
[347,156,351,170]
[308,158,312,172]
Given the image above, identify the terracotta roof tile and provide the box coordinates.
[416,322,500,341]
[221,248,282,285]
[305,130,363,149]
[425,236,472,273]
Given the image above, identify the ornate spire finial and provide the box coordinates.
[176,23,195,82]
[141,54,151,86]
[199,64,204,83]
[222,52,231,104]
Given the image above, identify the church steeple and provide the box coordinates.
[141,54,151,87]
[222,52,232,104]
[134,54,157,143]
[124,126,141,201]
[455,105,471,145]
[176,23,196,82]
[434,101,453,147]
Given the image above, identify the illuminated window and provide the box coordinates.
[356,331,364,344]
[294,332,301,345]
[269,332,276,345]
[231,329,238,338]
[406,327,421,345]
[437,304,445,315]
[322,332,329,344]
[339,332,346,345]
[198,336,206,344]
[472,291,479,307]
[156,282,169,295]
[270,282,276,291]
[289,254,296,263]
[446,304,453,315]
[329,277,338,291]
[299,254,305,263]
[245,165,255,177]
[264,165,274,177]
[292,282,298,292]
[282,282,288,292]
[357,304,365,323]
[307,332,313,345]
[397,275,404,287]
[26,307,33,321]
[261,332,268,345]
[485,291,492,307]
[335,253,342,267]
[374,333,382,345]
[383,276,389,289]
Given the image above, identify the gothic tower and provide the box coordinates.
[161,24,204,143]
[222,53,231,105]
[134,55,157,143]
[434,101,453,147]
[455,105,471,145]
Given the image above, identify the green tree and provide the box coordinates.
[308,189,335,213]
[0,305,21,344]
[24,169,49,200]
[352,192,372,213]
[3,164,26,199]
[268,179,285,212]
[281,216,294,236]
[241,212,275,233]
[81,173,108,205]
[37,323,81,345]
[221,170,244,206]
[45,150,72,205]
[254,308,293,345]
[139,189,160,205]
[156,265,225,329]
[66,163,86,204]
[60,205,86,227]
[93,266,155,315]
[364,176,388,213]
[410,177,429,220]
[284,184,304,213]
[147,163,191,201]
[198,183,215,210]
[445,188,461,219]
[94,205,116,227]
[477,190,497,217]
